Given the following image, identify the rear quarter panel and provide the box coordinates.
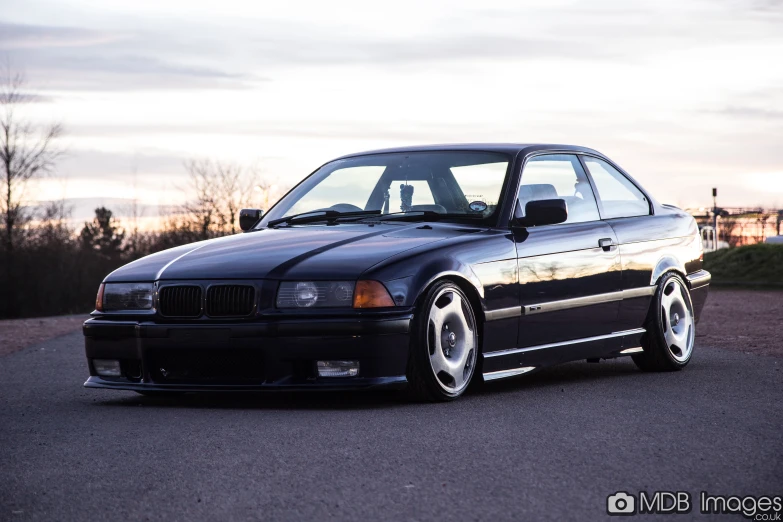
[609,205,703,330]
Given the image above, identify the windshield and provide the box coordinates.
[259,151,511,227]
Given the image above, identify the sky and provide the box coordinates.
[1,0,782,225]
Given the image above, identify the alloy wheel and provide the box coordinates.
[660,278,695,362]
[426,287,477,394]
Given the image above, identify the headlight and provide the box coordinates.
[276,281,355,308]
[99,283,154,312]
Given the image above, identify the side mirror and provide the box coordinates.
[239,208,263,231]
[515,199,568,227]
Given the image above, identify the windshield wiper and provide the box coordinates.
[363,211,483,222]
[267,210,381,228]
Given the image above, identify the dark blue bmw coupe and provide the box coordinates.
[84,144,710,401]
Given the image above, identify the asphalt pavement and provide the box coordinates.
[1,329,781,521]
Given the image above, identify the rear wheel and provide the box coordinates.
[407,281,478,401]
[632,272,695,372]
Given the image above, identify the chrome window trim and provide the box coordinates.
[514,152,601,226]
[483,328,646,359]
[577,153,655,218]
[507,149,655,225]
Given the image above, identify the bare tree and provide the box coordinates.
[254,177,277,212]
[182,159,262,236]
[0,66,63,316]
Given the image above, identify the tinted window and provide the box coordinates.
[285,166,385,216]
[518,154,600,224]
[260,151,511,226]
[386,179,435,213]
[450,162,508,216]
[583,157,650,219]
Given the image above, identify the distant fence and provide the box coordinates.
[688,207,783,248]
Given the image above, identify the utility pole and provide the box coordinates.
[712,188,718,244]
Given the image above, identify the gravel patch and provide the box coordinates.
[697,288,782,357]
[0,315,88,357]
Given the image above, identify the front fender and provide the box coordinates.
[375,259,484,309]
[362,228,517,316]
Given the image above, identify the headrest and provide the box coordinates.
[519,184,558,201]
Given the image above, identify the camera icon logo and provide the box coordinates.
[607,492,636,516]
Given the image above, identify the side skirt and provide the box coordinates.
[481,328,646,382]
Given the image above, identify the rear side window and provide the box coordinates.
[518,154,600,224]
[582,158,650,219]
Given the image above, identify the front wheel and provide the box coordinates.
[632,272,695,372]
[406,281,479,401]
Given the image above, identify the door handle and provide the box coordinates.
[598,238,615,251]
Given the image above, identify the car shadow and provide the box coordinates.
[91,358,649,411]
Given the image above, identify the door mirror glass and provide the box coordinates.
[517,199,568,227]
[239,208,264,231]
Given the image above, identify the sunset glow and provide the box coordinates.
[2,0,782,224]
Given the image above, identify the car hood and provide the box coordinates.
[106,223,475,282]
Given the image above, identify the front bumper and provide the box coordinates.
[83,314,412,392]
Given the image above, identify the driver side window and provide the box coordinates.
[518,154,600,224]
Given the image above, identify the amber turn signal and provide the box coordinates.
[95,283,105,312]
[353,280,395,308]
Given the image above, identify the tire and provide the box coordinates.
[632,272,695,372]
[406,281,479,401]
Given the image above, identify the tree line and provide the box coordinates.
[1,68,275,319]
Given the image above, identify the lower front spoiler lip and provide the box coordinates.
[84,375,408,392]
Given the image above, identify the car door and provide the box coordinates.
[513,154,623,363]
[579,155,660,336]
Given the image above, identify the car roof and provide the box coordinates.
[334,143,604,160]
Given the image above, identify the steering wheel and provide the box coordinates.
[329,203,363,213]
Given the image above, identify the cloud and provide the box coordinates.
[0,22,120,49]
[64,120,498,143]
[749,0,783,12]
[3,0,782,92]
[703,88,783,122]
[55,149,188,180]
[0,21,260,91]
[712,106,783,121]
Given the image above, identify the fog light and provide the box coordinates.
[94,359,122,377]
[317,360,359,378]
